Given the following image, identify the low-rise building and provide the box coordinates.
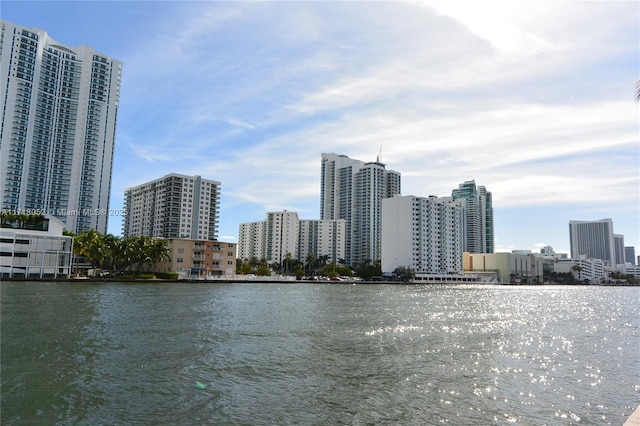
[0,215,73,279]
[152,238,236,279]
[464,252,544,284]
[553,256,605,284]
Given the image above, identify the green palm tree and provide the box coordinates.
[147,239,171,270]
[305,253,315,276]
[74,229,104,276]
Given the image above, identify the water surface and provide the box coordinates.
[1,282,638,425]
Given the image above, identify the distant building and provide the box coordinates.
[540,246,555,256]
[238,211,345,266]
[616,264,639,278]
[238,221,266,262]
[152,238,236,279]
[123,174,221,241]
[569,219,615,266]
[320,153,401,266]
[0,214,73,279]
[464,252,544,284]
[554,257,605,284]
[0,21,122,234]
[265,211,299,266]
[298,219,346,266]
[613,234,625,266]
[382,195,464,275]
[624,246,636,265]
[451,180,494,253]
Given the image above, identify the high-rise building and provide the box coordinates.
[569,219,615,266]
[123,174,220,240]
[238,211,345,266]
[451,180,494,253]
[298,219,346,266]
[320,153,401,266]
[265,211,299,266]
[382,195,464,275]
[238,221,266,262]
[613,234,625,266]
[0,21,122,234]
[624,246,636,265]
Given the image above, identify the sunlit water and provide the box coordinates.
[1,282,638,425]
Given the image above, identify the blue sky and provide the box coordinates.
[4,1,639,255]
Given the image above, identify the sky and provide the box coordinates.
[3,1,639,256]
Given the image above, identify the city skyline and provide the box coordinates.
[2,1,638,255]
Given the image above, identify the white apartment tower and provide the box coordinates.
[382,195,464,275]
[265,211,299,265]
[238,221,266,262]
[569,219,616,266]
[451,180,494,253]
[320,153,401,266]
[298,219,346,265]
[123,174,220,240]
[0,21,122,234]
[238,212,345,265]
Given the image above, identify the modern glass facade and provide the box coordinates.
[0,21,122,234]
[452,180,494,253]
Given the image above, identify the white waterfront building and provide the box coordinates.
[0,215,73,279]
[382,195,464,275]
[299,219,346,265]
[0,21,122,234]
[123,174,221,241]
[265,211,300,266]
[320,153,400,267]
[554,256,605,284]
[238,211,345,266]
[238,221,266,262]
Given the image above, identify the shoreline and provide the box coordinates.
[1,277,638,286]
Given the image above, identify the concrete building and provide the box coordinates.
[298,219,346,266]
[451,180,494,253]
[0,214,73,279]
[614,234,625,266]
[463,252,544,284]
[238,221,266,262]
[238,211,345,266]
[554,257,605,284]
[123,174,220,241]
[320,153,400,266]
[616,264,640,279]
[569,219,615,266]
[152,238,236,279]
[382,195,464,275]
[624,246,636,265]
[265,211,299,266]
[0,21,122,234]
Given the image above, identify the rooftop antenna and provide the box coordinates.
[377,146,382,163]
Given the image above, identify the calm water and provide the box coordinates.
[1,282,638,425]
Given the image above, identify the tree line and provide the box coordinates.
[65,229,171,276]
[235,253,390,280]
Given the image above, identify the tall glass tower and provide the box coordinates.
[452,180,494,253]
[0,21,122,234]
